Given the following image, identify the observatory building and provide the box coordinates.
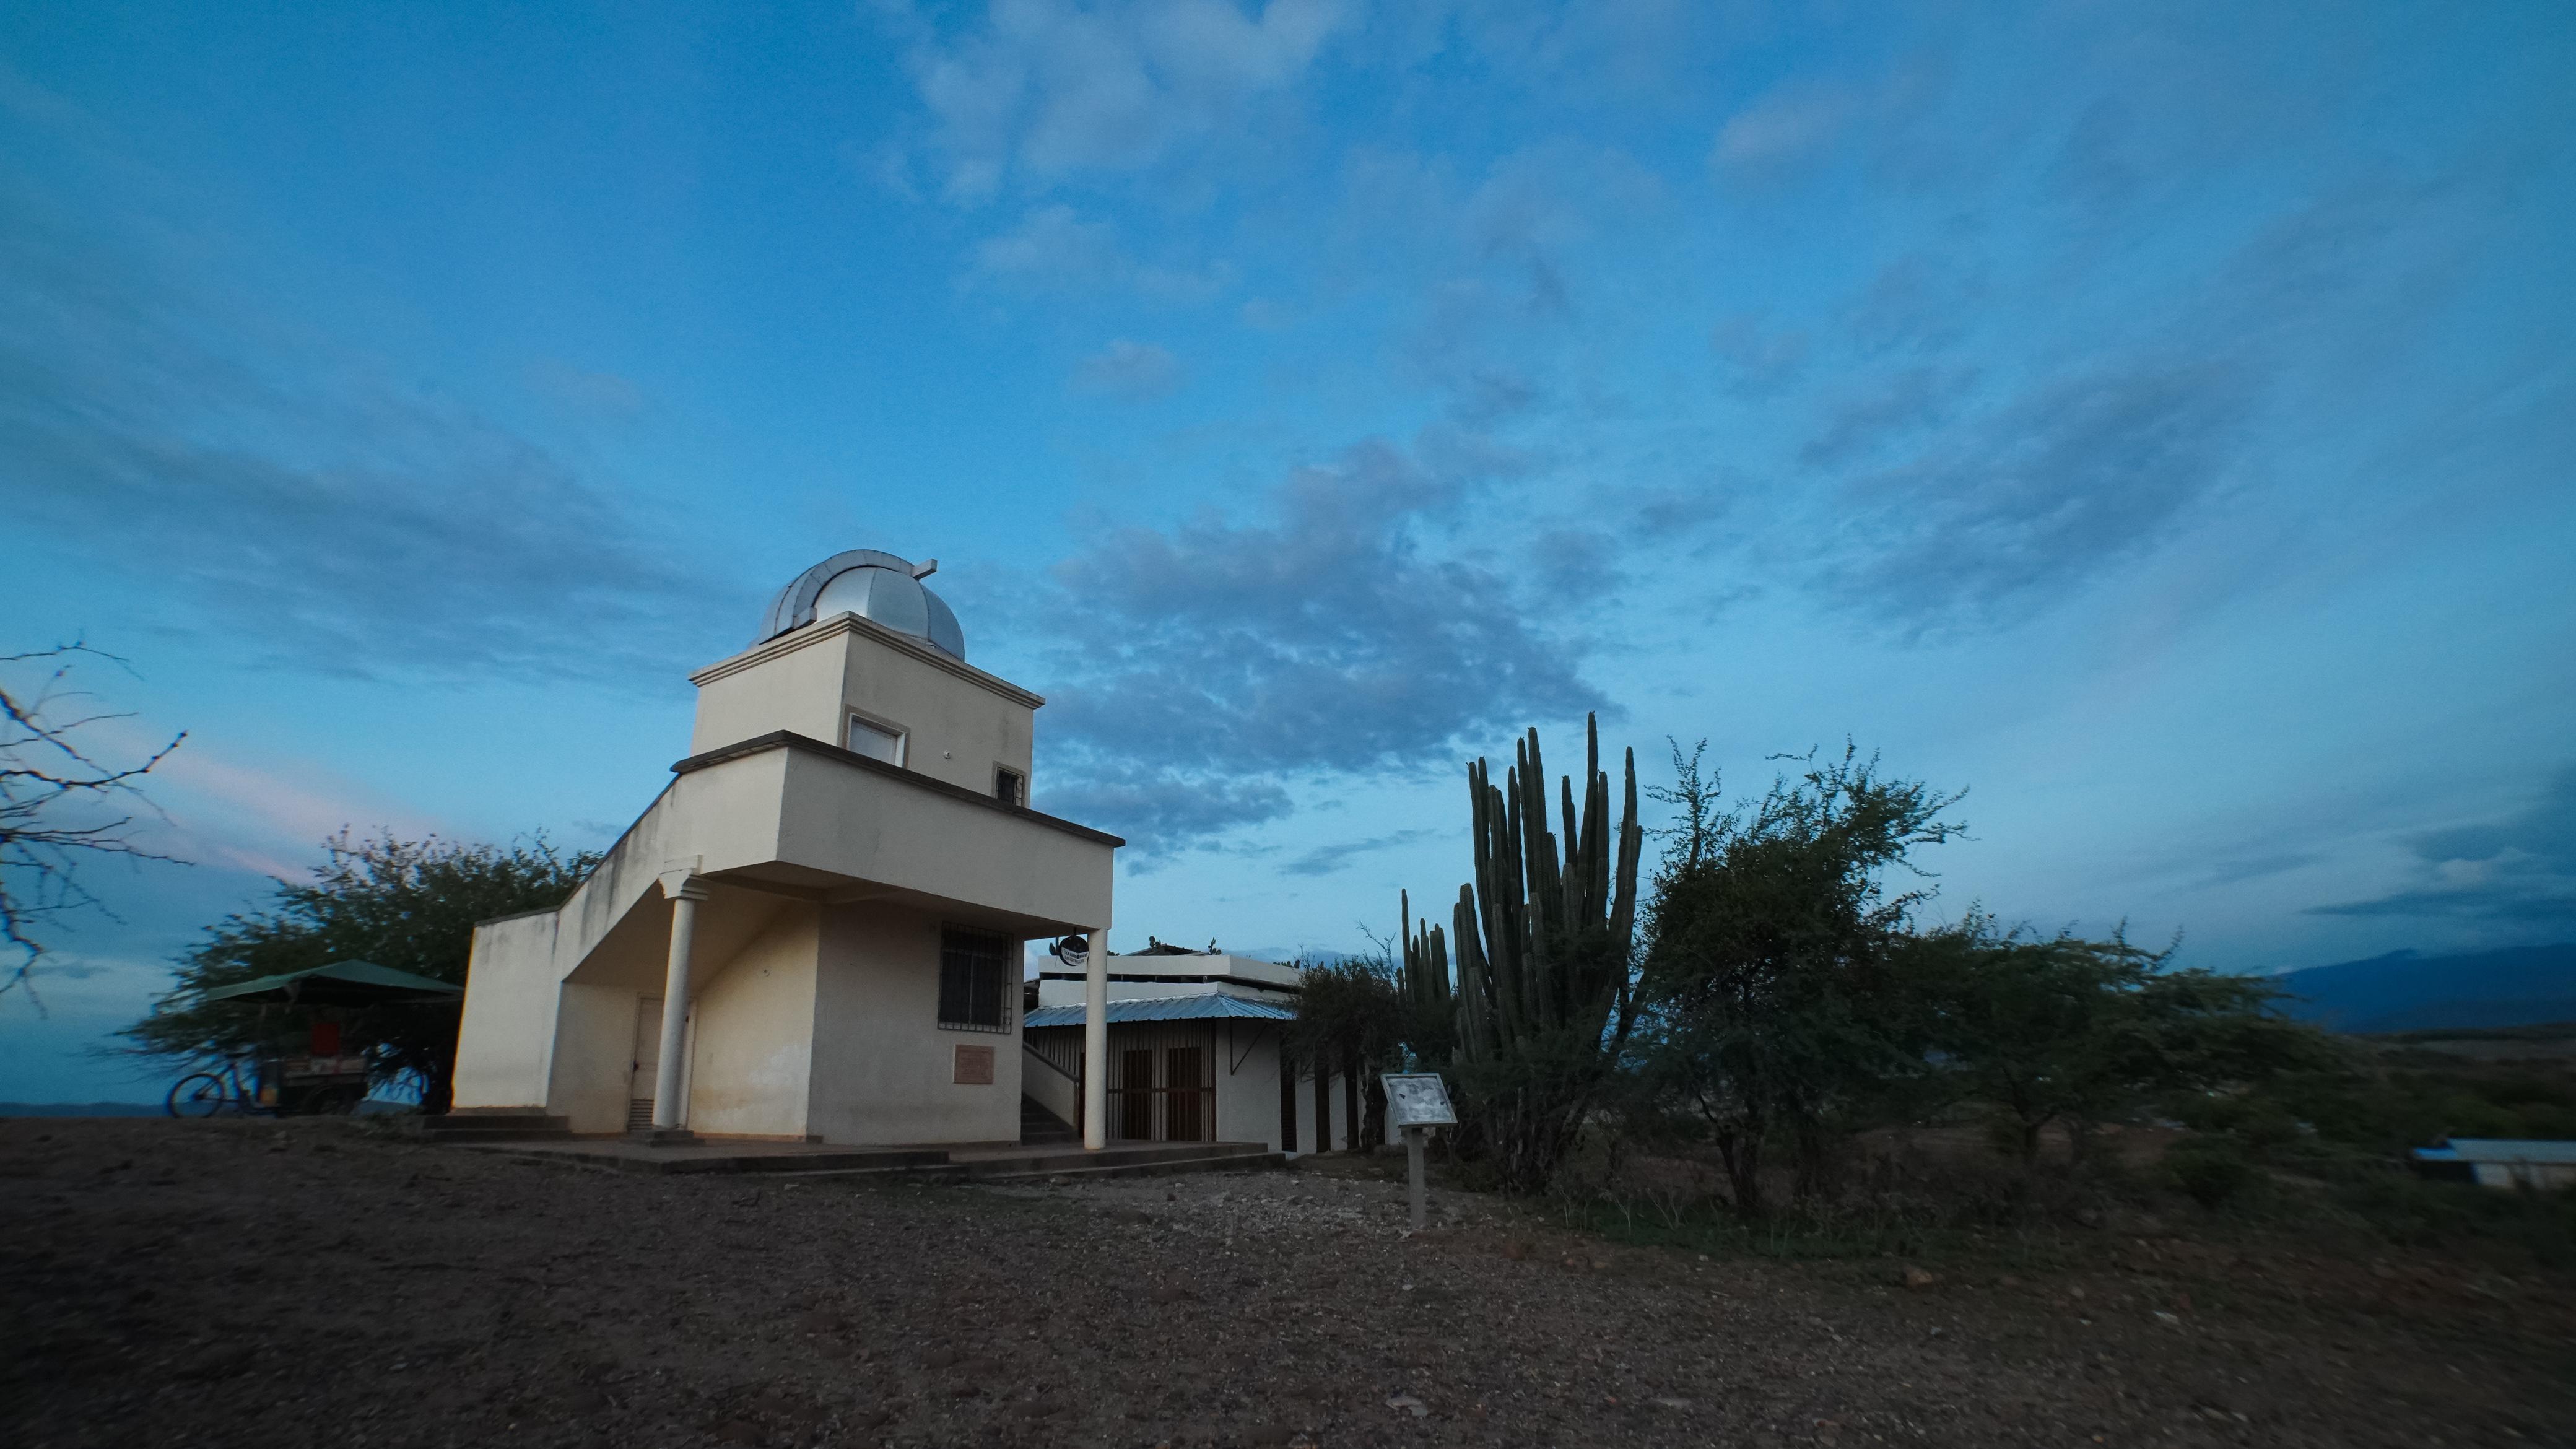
[449,549,1125,1147]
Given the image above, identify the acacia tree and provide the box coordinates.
[1634,742,1965,1216]
[1287,951,1407,1151]
[1907,916,2165,1165]
[1916,914,2343,1167]
[1,644,186,1001]
[123,830,596,1112]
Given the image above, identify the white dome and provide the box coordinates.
[813,565,930,638]
[757,549,967,659]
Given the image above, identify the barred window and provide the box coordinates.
[938,928,1013,1032]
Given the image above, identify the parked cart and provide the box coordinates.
[163,959,462,1118]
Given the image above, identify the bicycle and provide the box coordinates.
[165,1058,264,1118]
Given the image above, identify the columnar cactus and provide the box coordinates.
[1402,711,1643,1069]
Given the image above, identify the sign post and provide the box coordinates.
[1379,1073,1458,1231]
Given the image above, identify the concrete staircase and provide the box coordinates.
[960,1141,1282,1185]
[1019,1095,1080,1147]
[778,1139,1284,1185]
[401,1110,571,1143]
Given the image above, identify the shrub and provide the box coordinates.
[2165,1133,2252,1209]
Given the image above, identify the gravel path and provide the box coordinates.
[4,1117,2569,1447]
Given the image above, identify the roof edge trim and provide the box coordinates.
[671,730,1124,848]
[689,610,1043,708]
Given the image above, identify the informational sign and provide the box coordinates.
[1380,1072,1457,1129]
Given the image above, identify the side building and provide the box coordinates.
[1020,939,1361,1156]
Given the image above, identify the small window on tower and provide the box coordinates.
[847,715,904,765]
[994,766,1025,807]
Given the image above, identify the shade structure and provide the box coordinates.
[196,960,464,1007]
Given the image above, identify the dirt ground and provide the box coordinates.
[4,1118,2571,1448]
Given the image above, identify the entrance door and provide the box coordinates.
[1278,1048,1299,1152]
[1165,1046,1208,1142]
[1118,1049,1155,1141]
[629,997,662,1130]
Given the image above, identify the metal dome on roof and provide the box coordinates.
[757,549,966,660]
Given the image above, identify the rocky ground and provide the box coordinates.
[4,1117,2571,1448]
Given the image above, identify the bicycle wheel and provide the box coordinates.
[166,1073,230,1118]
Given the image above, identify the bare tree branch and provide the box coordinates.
[0,641,188,1003]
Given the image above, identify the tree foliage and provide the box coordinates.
[1392,727,2340,1219]
[1631,742,1967,1215]
[1287,949,1408,1150]
[123,830,596,1112]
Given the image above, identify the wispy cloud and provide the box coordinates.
[0,177,732,684]
[1031,433,1601,856]
[1821,360,2248,626]
[1282,827,1436,877]
[968,203,1234,301]
[1070,339,1185,401]
[2311,768,2576,926]
[888,0,1350,201]
[1710,77,1865,179]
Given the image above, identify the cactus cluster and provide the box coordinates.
[1401,712,1644,1065]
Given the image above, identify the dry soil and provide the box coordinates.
[4,1117,2570,1448]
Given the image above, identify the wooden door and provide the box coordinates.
[1277,1047,1299,1152]
[1165,1046,1208,1142]
[629,996,661,1131]
[1118,1048,1155,1141]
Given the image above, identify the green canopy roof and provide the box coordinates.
[196,960,464,1007]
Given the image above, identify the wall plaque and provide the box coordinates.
[954,1043,996,1085]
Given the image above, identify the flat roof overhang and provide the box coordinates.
[668,731,1119,938]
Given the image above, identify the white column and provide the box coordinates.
[650,874,709,1133]
[1082,925,1109,1151]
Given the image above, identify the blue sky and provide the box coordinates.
[4,1,2571,1101]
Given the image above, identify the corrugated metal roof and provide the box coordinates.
[1024,994,1297,1029]
[2440,1138,2576,1165]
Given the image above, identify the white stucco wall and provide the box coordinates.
[687,614,1038,799]
[833,629,1035,799]
[453,912,566,1110]
[684,905,821,1138]
[806,903,1022,1147]
[1032,953,1299,1009]
[1021,1041,1081,1129]
[1285,1064,1354,1154]
[547,982,643,1133]
[773,749,1110,931]
[1214,1028,1286,1151]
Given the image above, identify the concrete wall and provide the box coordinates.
[547,982,642,1133]
[1032,954,1299,1010]
[806,903,1022,1147]
[689,624,850,754]
[1284,1063,1353,1155]
[1022,1041,1081,1130]
[684,905,821,1138]
[773,749,1110,931]
[453,912,566,1110]
[687,614,1038,799]
[834,629,1035,799]
[1214,1027,1285,1151]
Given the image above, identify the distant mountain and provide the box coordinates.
[2273,943,2576,1033]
